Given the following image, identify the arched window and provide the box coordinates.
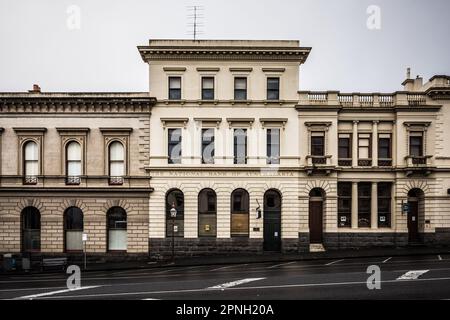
[66,141,81,184]
[24,141,38,184]
[109,141,125,184]
[107,207,127,251]
[231,188,249,237]
[166,189,184,237]
[21,206,41,252]
[198,188,217,237]
[64,207,84,252]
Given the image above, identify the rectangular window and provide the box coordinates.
[233,129,247,164]
[338,134,351,159]
[358,134,371,158]
[168,128,182,164]
[337,182,352,228]
[358,182,371,228]
[201,128,215,164]
[168,77,181,100]
[378,133,392,166]
[409,132,423,156]
[202,77,215,100]
[267,77,280,100]
[311,132,325,156]
[234,77,247,100]
[378,182,392,228]
[378,134,391,159]
[266,128,280,164]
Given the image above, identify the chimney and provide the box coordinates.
[414,75,423,90]
[29,84,41,93]
[406,67,411,79]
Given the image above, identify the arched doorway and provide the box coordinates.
[107,207,127,251]
[309,188,325,244]
[407,188,424,243]
[64,207,84,252]
[263,189,282,251]
[21,206,41,253]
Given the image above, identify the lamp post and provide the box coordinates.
[170,203,177,262]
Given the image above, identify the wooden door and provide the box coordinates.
[309,200,323,243]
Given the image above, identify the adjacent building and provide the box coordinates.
[1,39,450,260]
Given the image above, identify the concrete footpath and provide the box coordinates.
[2,245,450,275]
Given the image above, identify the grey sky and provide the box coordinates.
[1,0,449,93]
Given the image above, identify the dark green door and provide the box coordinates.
[263,190,281,251]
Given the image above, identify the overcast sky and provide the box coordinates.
[1,0,449,93]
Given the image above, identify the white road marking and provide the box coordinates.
[36,276,450,299]
[382,257,392,263]
[208,278,266,289]
[142,298,161,300]
[210,264,248,271]
[396,270,429,280]
[267,261,296,269]
[438,255,443,261]
[325,259,344,266]
[13,285,101,300]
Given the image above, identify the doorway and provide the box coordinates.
[309,188,325,244]
[263,189,282,251]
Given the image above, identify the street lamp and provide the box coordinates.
[170,203,177,262]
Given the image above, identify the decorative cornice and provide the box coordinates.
[0,94,155,114]
[229,67,253,73]
[163,67,186,72]
[262,68,286,73]
[260,118,288,129]
[13,127,47,133]
[196,67,220,72]
[138,46,311,63]
[56,127,90,133]
[99,127,133,133]
[161,118,189,129]
[226,118,255,128]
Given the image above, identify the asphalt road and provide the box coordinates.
[2,253,450,300]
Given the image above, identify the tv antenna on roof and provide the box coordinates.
[186,5,204,40]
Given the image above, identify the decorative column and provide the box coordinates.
[372,121,378,167]
[371,182,378,229]
[352,121,359,167]
[351,182,358,229]
[392,121,397,166]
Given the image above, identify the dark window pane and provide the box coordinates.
[65,207,83,230]
[168,77,181,100]
[377,182,391,228]
[311,136,324,156]
[166,189,184,237]
[267,78,279,100]
[338,137,351,158]
[202,77,214,100]
[231,189,249,237]
[358,183,371,228]
[410,135,423,156]
[107,207,127,230]
[267,128,280,164]
[378,137,391,158]
[337,182,352,228]
[202,128,215,164]
[234,77,247,100]
[234,129,247,164]
[168,128,182,164]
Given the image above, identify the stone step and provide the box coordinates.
[309,243,326,252]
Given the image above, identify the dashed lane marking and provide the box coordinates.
[13,285,101,300]
[208,278,266,289]
[324,259,345,266]
[267,261,296,269]
[210,264,248,272]
[396,270,429,280]
[382,257,392,263]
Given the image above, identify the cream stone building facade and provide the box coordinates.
[0,92,154,260]
[1,39,450,260]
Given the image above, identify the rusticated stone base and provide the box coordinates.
[323,233,409,250]
[149,238,264,258]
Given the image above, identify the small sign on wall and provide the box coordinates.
[82,233,88,242]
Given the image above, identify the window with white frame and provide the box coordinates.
[266,128,280,164]
[23,141,39,183]
[66,141,81,183]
